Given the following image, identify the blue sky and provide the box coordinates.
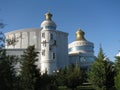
[0,0,120,61]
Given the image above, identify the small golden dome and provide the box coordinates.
[76,28,86,41]
[45,12,52,21]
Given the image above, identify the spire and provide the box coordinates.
[45,12,52,21]
[76,28,86,41]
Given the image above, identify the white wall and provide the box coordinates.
[5,28,41,49]
[56,31,69,69]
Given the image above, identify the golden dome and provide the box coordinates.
[45,12,52,21]
[76,28,86,41]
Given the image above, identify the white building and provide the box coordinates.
[5,12,95,74]
[5,12,68,74]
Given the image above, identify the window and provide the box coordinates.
[50,33,53,40]
[69,46,93,52]
[80,57,86,62]
[45,26,56,30]
[42,40,47,47]
[42,49,45,56]
[54,40,56,45]
[42,33,45,38]
[53,53,55,59]
[68,48,72,52]
[49,46,52,51]
[86,46,93,51]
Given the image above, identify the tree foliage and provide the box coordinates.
[0,49,17,90]
[55,66,67,86]
[20,46,40,90]
[88,47,115,90]
[114,56,120,90]
[66,64,82,90]
[115,71,120,90]
[40,72,56,90]
[56,64,83,90]
[115,56,120,72]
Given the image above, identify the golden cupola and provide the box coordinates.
[76,28,86,41]
[45,12,52,21]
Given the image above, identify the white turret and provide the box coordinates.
[40,12,57,74]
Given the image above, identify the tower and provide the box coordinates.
[40,12,57,74]
[40,12,68,74]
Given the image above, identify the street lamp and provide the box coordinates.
[53,69,59,74]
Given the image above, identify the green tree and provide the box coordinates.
[40,72,56,90]
[55,64,84,90]
[115,71,120,90]
[0,49,17,90]
[88,47,115,90]
[66,64,82,90]
[115,56,120,72]
[55,67,67,86]
[105,60,115,90]
[114,56,120,90]
[20,46,40,90]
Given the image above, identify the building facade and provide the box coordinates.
[5,12,95,74]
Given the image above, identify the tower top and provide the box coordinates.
[41,12,57,30]
[45,12,52,21]
[76,28,86,41]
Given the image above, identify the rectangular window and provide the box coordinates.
[42,40,46,47]
[49,47,52,51]
[50,33,53,40]
[53,53,55,59]
[54,40,56,45]
[42,50,45,56]
[42,33,45,38]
